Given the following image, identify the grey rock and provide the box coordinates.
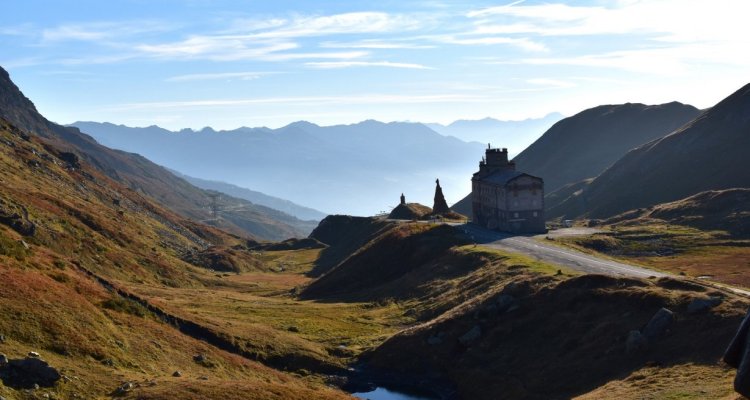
[625,330,648,353]
[172,370,182,377]
[193,354,206,363]
[458,325,482,345]
[687,297,722,314]
[287,326,300,333]
[0,334,5,343]
[0,353,7,366]
[28,351,40,358]
[115,382,134,395]
[643,308,674,339]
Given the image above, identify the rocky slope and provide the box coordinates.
[551,83,750,219]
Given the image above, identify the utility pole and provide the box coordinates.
[207,192,221,220]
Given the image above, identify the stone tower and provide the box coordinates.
[400,193,406,205]
[432,179,450,214]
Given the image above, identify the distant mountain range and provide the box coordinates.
[425,113,564,157]
[550,83,750,219]
[71,120,486,216]
[0,66,310,240]
[169,169,327,221]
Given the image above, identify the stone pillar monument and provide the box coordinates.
[432,179,450,214]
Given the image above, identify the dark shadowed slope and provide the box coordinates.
[551,83,750,219]
[0,66,307,241]
[514,102,701,193]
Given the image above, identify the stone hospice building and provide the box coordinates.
[471,146,545,233]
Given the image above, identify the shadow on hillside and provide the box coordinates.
[364,273,747,400]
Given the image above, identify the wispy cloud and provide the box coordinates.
[41,20,175,43]
[107,93,489,112]
[165,71,277,82]
[305,61,433,70]
[319,40,435,49]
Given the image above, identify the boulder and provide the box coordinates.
[0,354,7,366]
[193,354,206,363]
[642,308,674,340]
[114,382,134,395]
[687,297,722,314]
[458,325,482,346]
[0,357,61,389]
[172,370,182,377]
[625,330,648,353]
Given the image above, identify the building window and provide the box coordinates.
[533,211,538,217]
[514,212,519,218]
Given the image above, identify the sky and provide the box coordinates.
[2,0,749,130]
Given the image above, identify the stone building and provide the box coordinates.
[471,146,545,233]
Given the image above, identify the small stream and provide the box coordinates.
[353,386,437,400]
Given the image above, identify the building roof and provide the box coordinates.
[475,169,541,186]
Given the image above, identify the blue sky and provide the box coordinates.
[2,0,749,130]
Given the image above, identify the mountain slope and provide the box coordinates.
[0,66,305,241]
[551,83,750,219]
[0,116,348,399]
[514,102,701,193]
[70,120,484,216]
[170,170,327,221]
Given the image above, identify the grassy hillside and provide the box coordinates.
[551,83,750,219]
[0,117,350,398]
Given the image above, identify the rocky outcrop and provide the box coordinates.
[432,179,450,215]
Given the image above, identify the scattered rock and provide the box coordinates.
[642,308,674,340]
[0,357,61,389]
[172,370,182,377]
[625,330,648,353]
[20,240,29,250]
[458,325,482,346]
[687,297,722,314]
[0,334,5,343]
[114,382,134,395]
[193,354,206,363]
[28,351,40,358]
[0,354,7,366]
[101,358,115,367]
[287,326,300,333]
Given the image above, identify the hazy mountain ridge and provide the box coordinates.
[426,113,564,156]
[168,169,327,221]
[71,120,486,216]
[0,66,307,241]
[550,83,750,219]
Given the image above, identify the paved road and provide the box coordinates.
[457,223,669,279]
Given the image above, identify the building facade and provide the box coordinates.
[471,146,545,233]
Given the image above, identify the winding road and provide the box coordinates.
[457,223,668,279]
